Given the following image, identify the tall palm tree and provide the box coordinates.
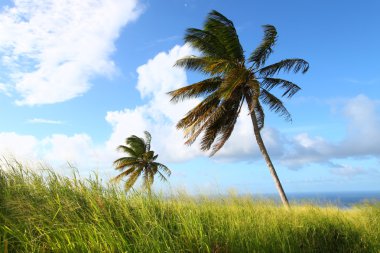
[112,131,171,194]
[168,10,309,207]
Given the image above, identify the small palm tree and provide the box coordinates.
[168,10,309,207]
[112,131,171,193]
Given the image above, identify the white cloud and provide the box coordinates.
[330,164,366,178]
[339,94,380,156]
[0,0,142,105]
[0,132,38,159]
[0,132,113,176]
[28,118,63,124]
[282,94,380,169]
[136,45,189,99]
[40,134,112,170]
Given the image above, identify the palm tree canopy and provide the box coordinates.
[168,10,309,156]
[112,131,171,192]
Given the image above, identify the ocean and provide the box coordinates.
[263,191,380,208]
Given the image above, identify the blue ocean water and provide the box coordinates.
[264,191,380,208]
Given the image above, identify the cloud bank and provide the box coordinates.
[283,95,380,169]
[0,44,379,179]
[0,0,141,105]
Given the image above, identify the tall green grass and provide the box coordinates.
[0,160,379,252]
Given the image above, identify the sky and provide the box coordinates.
[0,0,380,195]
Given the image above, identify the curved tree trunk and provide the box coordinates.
[245,98,290,208]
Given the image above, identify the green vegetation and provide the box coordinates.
[112,131,171,193]
[168,10,309,207]
[1,161,379,253]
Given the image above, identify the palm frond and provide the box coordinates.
[175,56,232,76]
[126,135,146,156]
[209,96,244,155]
[183,105,224,146]
[183,94,239,146]
[124,168,142,192]
[111,166,136,183]
[176,93,220,130]
[113,157,138,170]
[155,170,169,182]
[143,151,155,161]
[144,131,151,152]
[116,145,137,158]
[198,90,242,152]
[184,28,229,58]
[153,162,172,176]
[199,122,220,151]
[204,10,244,61]
[218,67,249,100]
[248,25,277,69]
[168,77,222,103]
[260,88,292,122]
[258,59,309,77]
[261,77,301,98]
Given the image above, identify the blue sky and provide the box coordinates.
[0,0,379,194]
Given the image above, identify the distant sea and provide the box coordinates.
[262,191,380,208]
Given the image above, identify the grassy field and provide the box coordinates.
[0,161,379,253]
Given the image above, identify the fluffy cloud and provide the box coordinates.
[0,0,141,105]
[282,95,380,169]
[41,134,97,166]
[340,95,380,156]
[0,132,38,159]
[0,132,113,176]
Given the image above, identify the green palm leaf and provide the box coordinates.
[124,168,143,192]
[175,56,232,76]
[113,157,138,170]
[176,93,220,131]
[204,10,244,61]
[168,77,222,103]
[259,89,291,121]
[111,166,136,183]
[184,28,229,58]
[116,145,137,158]
[258,59,309,77]
[248,25,277,69]
[261,77,301,98]
[153,162,172,177]
[209,97,244,155]
[126,135,146,155]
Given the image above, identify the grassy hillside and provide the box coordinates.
[0,161,379,252]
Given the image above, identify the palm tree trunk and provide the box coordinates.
[245,98,290,208]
